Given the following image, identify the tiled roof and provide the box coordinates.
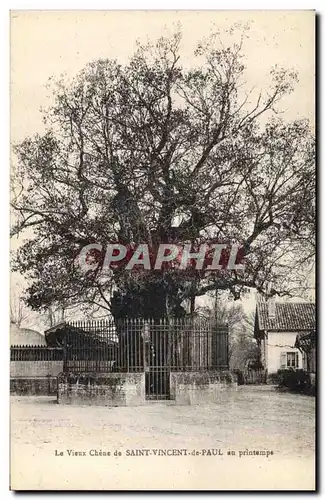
[256,302,315,332]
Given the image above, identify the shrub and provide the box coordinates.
[277,369,312,394]
[233,369,245,385]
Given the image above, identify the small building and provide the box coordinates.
[10,322,47,346]
[254,302,315,375]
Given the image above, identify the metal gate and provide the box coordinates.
[144,321,170,400]
[143,320,229,400]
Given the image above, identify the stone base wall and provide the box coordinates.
[56,370,237,406]
[11,361,64,378]
[10,376,58,395]
[10,361,63,396]
[57,372,145,406]
[170,371,237,405]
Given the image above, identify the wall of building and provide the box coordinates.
[260,338,267,366]
[57,372,145,406]
[267,331,303,374]
[170,371,237,405]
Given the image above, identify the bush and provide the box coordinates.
[277,369,312,394]
[233,369,245,385]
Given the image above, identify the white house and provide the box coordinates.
[254,302,315,374]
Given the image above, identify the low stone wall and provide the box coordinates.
[10,376,58,395]
[58,372,145,406]
[11,361,64,378]
[10,361,64,396]
[170,371,237,405]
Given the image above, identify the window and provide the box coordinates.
[287,352,299,368]
[280,352,299,369]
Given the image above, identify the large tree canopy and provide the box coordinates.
[11,27,315,319]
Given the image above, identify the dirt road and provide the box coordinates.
[10,387,315,490]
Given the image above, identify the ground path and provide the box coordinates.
[10,386,315,490]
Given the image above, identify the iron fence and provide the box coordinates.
[11,319,229,400]
[11,346,64,361]
[62,318,229,374]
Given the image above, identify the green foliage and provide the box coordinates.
[11,26,315,317]
[277,368,314,395]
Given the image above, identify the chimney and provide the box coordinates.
[268,297,276,320]
[266,281,276,320]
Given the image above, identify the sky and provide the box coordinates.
[11,10,314,143]
[10,10,315,330]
